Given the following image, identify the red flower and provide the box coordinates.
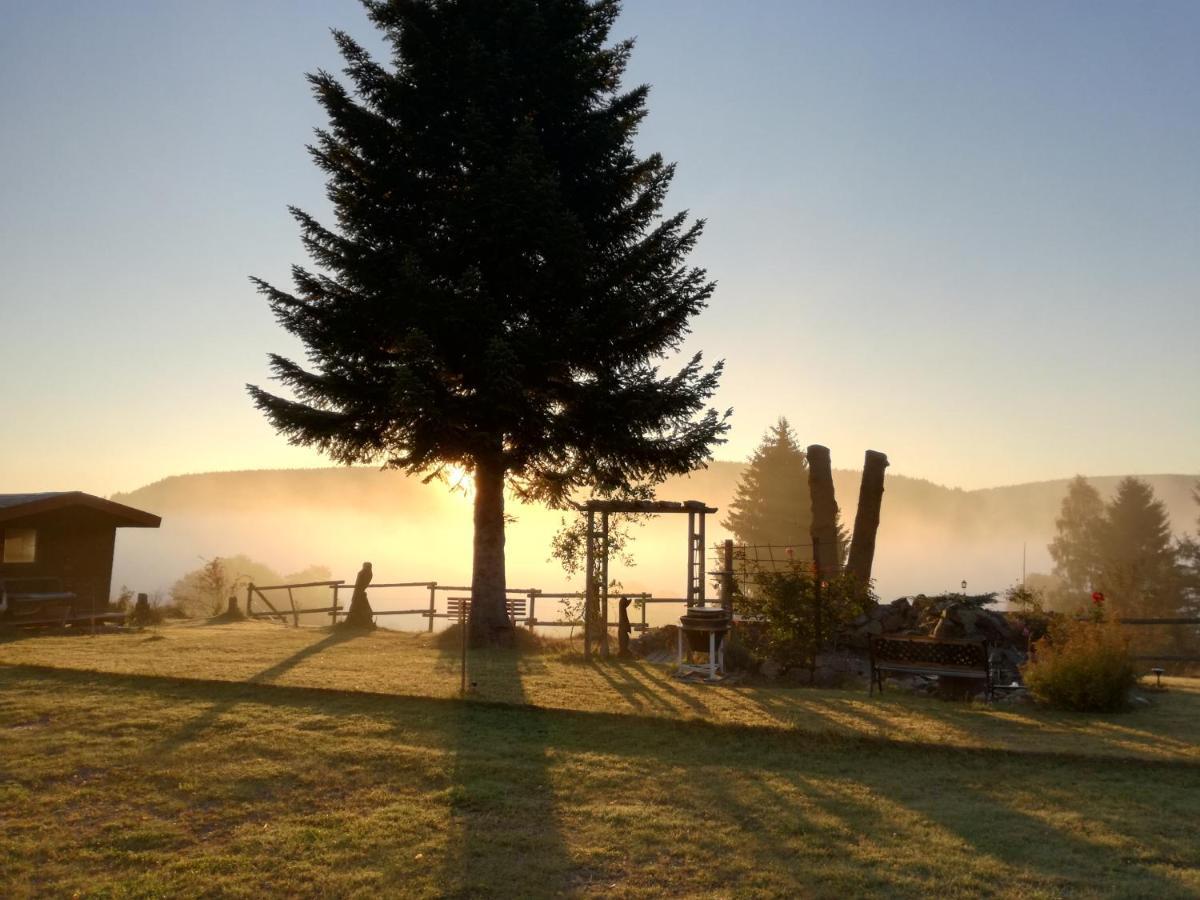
[1091,591,1105,606]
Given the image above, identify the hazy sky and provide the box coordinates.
[2,0,1197,496]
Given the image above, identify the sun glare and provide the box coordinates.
[446,464,474,499]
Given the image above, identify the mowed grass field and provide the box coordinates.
[2,621,1199,897]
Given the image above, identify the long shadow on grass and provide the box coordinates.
[147,628,365,757]
[7,665,1199,893]
[435,632,575,897]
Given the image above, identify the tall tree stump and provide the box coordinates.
[846,450,889,594]
[806,445,840,578]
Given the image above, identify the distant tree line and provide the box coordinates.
[1040,476,1200,649]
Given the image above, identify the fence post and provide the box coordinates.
[287,587,298,627]
[330,584,339,626]
[427,583,437,632]
[459,602,468,696]
[246,584,254,618]
[812,536,822,673]
[720,539,734,614]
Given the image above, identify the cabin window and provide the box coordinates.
[2,528,37,564]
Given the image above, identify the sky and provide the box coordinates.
[1,0,1198,497]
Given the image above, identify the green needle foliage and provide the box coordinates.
[248,0,729,640]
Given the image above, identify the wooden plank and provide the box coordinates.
[251,586,289,624]
[252,580,344,591]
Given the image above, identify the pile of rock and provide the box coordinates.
[843,594,1029,685]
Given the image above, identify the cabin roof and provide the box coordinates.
[0,492,161,528]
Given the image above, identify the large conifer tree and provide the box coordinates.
[248,0,727,641]
[1095,477,1178,618]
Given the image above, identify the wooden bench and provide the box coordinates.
[869,635,992,700]
[443,597,528,625]
[0,576,125,628]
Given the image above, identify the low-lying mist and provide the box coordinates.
[111,465,1199,629]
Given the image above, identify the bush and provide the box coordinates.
[1021,618,1137,712]
[736,567,874,673]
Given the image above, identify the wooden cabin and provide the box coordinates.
[0,492,160,624]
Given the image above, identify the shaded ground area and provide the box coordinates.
[1,661,1199,898]
[1,621,1198,764]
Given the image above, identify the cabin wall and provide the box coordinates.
[0,508,118,610]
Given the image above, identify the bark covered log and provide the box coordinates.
[806,444,840,578]
[846,450,889,593]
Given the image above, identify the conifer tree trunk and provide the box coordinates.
[846,450,889,593]
[807,445,840,578]
[470,456,511,646]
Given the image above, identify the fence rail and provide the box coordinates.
[242,578,707,633]
[1118,617,1200,664]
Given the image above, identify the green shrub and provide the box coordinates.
[736,567,874,673]
[1021,618,1137,712]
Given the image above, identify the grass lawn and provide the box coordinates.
[2,622,1198,897]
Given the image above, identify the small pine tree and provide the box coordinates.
[722,418,813,558]
[1048,475,1105,596]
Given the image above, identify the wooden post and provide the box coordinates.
[459,602,468,696]
[287,587,298,627]
[427,582,437,632]
[846,450,889,594]
[719,539,734,614]
[584,509,595,660]
[246,583,254,618]
[686,510,696,606]
[600,511,610,659]
[618,596,632,658]
[807,444,840,579]
[698,510,706,605]
[330,584,339,626]
[812,537,823,670]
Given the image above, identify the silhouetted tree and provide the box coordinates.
[1095,477,1178,619]
[1177,482,1200,622]
[723,419,813,558]
[1048,475,1105,596]
[249,0,727,644]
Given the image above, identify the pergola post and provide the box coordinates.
[600,511,610,659]
[686,510,696,606]
[584,509,595,660]
[719,539,734,614]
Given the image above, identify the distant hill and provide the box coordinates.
[109,465,1198,623]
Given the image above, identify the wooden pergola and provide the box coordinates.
[581,498,717,659]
